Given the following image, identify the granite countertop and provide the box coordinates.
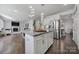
[33,31,53,36]
[24,30,53,36]
[33,32,45,36]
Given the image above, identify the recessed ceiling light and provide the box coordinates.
[29,6,33,8]
[41,12,44,15]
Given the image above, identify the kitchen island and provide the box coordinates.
[25,31,53,54]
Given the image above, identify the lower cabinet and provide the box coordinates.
[43,37,48,53]
[25,32,53,54]
[34,36,44,54]
[34,32,53,54]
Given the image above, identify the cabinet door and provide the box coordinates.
[47,33,51,47]
[42,34,48,53]
[35,37,43,54]
[50,32,53,45]
[43,38,48,53]
[47,33,53,48]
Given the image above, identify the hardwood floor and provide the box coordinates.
[12,34,25,54]
[0,34,25,54]
[46,34,78,54]
[0,33,78,54]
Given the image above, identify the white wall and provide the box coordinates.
[20,19,34,34]
[61,15,73,33]
[43,15,60,25]
[64,23,72,33]
[73,5,79,49]
[43,13,73,34]
[0,19,4,31]
[3,20,12,33]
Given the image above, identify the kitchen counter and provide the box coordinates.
[25,30,54,54]
[23,29,53,37]
[33,31,53,36]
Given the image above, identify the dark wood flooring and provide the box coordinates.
[46,34,78,54]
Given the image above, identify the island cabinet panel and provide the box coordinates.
[34,37,44,54]
[34,32,53,54]
[25,32,53,54]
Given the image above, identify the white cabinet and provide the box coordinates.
[45,32,53,48]
[25,34,34,54]
[47,33,52,47]
[34,32,53,54]
[34,36,43,54]
[43,39,48,53]
[25,32,53,54]
[34,34,48,54]
[42,35,48,53]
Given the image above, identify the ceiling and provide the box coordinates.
[0,4,75,21]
